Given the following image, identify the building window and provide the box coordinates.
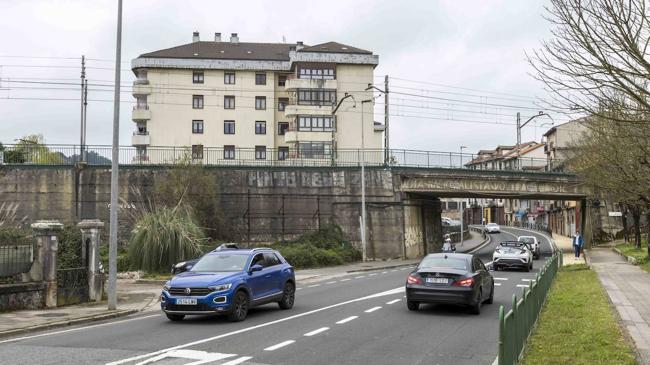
[191,144,203,159]
[255,146,267,160]
[224,95,235,109]
[192,120,204,134]
[255,96,266,110]
[299,142,332,159]
[224,120,235,134]
[224,72,235,85]
[298,115,334,131]
[192,95,204,109]
[298,67,335,80]
[278,122,289,135]
[278,147,289,160]
[255,73,266,85]
[278,75,287,87]
[297,89,336,106]
[192,71,204,84]
[224,145,235,160]
[278,97,288,111]
[255,121,266,135]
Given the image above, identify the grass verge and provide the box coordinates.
[616,243,650,273]
[521,264,636,365]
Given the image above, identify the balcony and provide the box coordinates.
[132,106,151,121]
[131,132,150,146]
[284,130,333,143]
[132,79,151,96]
[285,77,337,90]
[284,104,333,117]
[373,122,385,132]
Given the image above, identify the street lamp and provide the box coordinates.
[459,146,467,246]
[516,111,553,169]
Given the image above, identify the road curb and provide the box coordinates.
[466,234,492,254]
[345,262,417,273]
[0,309,139,340]
[612,247,639,265]
[135,279,167,285]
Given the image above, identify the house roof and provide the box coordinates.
[299,41,372,55]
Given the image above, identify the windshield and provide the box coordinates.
[190,254,249,272]
[487,223,498,227]
[419,257,468,270]
[519,237,535,244]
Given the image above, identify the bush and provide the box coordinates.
[100,245,131,272]
[128,206,205,273]
[57,225,82,269]
[0,227,30,246]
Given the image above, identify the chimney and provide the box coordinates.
[296,41,304,50]
[192,31,200,43]
[230,33,239,44]
[214,32,221,42]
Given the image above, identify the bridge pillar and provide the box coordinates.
[402,195,442,258]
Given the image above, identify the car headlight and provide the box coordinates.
[208,283,232,293]
[163,282,171,292]
[174,261,186,268]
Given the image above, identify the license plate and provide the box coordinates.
[426,277,448,284]
[175,298,197,305]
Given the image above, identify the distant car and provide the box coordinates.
[161,247,295,322]
[493,241,533,271]
[405,253,494,315]
[171,243,239,274]
[518,236,540,259]
[485,223,501,234]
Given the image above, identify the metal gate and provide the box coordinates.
[56,236,89,306]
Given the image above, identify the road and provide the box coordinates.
[0,227,554,365]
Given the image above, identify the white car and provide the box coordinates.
[492,241,533,272]
[518,236,540,259]
[485,223,501,234]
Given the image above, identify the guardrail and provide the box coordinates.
[498,251,561,365]
[0,144,566,173]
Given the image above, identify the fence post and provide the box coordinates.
[31,220,63,308]
[511,294,518,365]
[498,305,505,365]
[78,219,105,302]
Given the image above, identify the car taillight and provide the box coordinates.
[407,274,423,285]
[453,277,474,287]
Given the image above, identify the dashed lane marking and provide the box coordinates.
[521,279,536,282]
[354,275,366,279]
[341,278,351,282]
[494,283,502,286]
[365,306,382,313]
[399,267,408,270]
[368,273,377,276]
[325,281,337,284]
[386,299,401,305]
[390,270,398,272]
[304,327,330,337]
[133,349,237,365]
[296,287,303,290]
[516,284,531,288]
[336,316,358,324]
[221,357,254,365]
[494,278,508,281]
[264,340,295,351]
[381,271,388,274]
[307,284,320,288]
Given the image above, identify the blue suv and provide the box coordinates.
[161,247,295,322]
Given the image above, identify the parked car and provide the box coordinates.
[518,235,540,259]
[161,247,295,322]
[171,243,239,274]
[492,241,533,271]
[405,253,494,314]
[485,222,501,234]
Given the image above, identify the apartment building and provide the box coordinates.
[130,32,383,163]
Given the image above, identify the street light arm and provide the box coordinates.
[332,92,356,115]
[521,112,552,129]
[365,83,386,94]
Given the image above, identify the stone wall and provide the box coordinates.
[0,282,45,312]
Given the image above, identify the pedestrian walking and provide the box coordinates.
[572,231,584,259]
[442,234,453,253]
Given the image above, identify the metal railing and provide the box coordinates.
[498,251,561,365]
[0,144,565,173]
[0,243,34,279]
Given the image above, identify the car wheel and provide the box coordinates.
[165,313,185,321]
[471,289,482,315]
[485,283,494,304]
[406,300,420,311]
[228,291,249,322]
[494,265,499,271]
[278,282,295,310]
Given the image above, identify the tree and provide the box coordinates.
[2,134,64,164]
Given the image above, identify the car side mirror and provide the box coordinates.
[249,264,263,273]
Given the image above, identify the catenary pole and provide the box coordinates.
[108,0,122,310]
[80,55,85,162]
[384,75,389,164]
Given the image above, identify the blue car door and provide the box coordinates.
[248,253,268,300]
[263,253,284,294]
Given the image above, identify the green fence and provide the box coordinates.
[498,251,562,365]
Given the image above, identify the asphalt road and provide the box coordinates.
[0,227,554,365]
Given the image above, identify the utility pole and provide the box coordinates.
[80,55,86,162]
[108,0,123,311]
[516,112,521,170]
[384,75,389,164]
[459,146,467,246]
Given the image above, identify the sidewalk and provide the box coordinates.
[552,232,586,266]
[587,245,650,364]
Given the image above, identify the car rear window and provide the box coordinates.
[487,223,497,227]
[418,257,468,270]
[190,254,249,272]
[519,237,535,244]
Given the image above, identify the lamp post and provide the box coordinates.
[459,146,467,246]
[516,111,553,169]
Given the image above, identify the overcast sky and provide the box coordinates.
[0,0,564,153]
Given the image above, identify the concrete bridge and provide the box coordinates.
[0,164,586,260]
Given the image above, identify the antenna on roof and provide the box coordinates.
[282,35,286,43]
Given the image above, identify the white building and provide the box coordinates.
[130,32,384,164]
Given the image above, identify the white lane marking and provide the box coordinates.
[521,279,536,282]
[354,275,366,279]
[221,357,254,365]
[296,287,303,290]
[381,271,388,274]
[517,284,531,288]
[399,267,408,271]
[368,273,377,276]
[0,313,160,345]
[264,340,295,351]
[304,327,330,337]
[336,316,358,324]
[494,277,508,281]
[390,270,398,272]
[341,278,351,282]
[307,284,320,288]
[135,349,236,365]
[494,283,502,286]
[325,281,337,284]
[386,299,401,305]
[107,287,404,365]
[365,306,382,313]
